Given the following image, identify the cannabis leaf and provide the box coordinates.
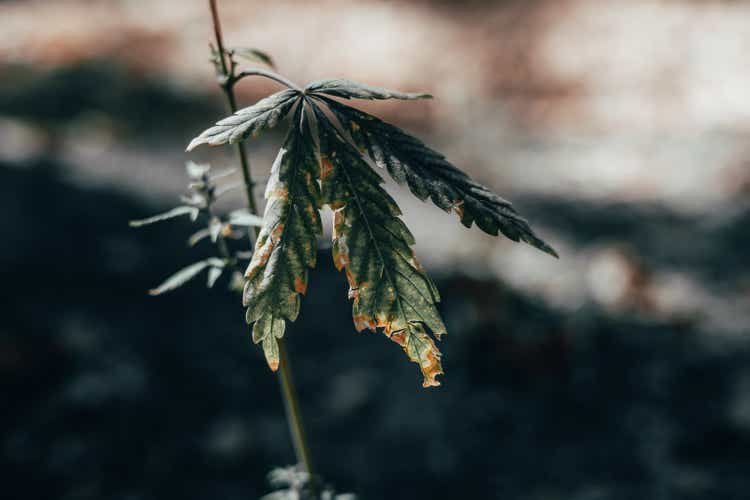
[187,77,556,386]
[149,258,225,296]
[186,89,298,151]
[316,96,558,257]
[129,205,199,227]
[230,47,276,69]
[242,105,322,370]
[315,106,446,387]
[304,79,432,101]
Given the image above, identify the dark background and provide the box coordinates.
[2,1,750,499]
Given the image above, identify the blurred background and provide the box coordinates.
[2,0,750,498]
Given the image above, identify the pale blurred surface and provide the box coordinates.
[2,1,750,499]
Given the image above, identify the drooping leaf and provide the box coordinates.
[209,216,223,242]
[149,258,224,296]
[230,47,276,69]
[129,205,199,227]
[188,228,211,247]
[207,265,223,288]
[305,79,432,101]
[187,89,300,151]
[315,96,558,258]
[243,104,322,370]
[314,103,445,387]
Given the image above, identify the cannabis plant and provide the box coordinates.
[185,78,556,388]
[132,0,555,495]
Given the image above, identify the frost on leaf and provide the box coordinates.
[316,96,558,258]
[243,105,322,371]
[187,89,299,151]
[314,104,445,388]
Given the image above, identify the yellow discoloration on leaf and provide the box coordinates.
[390,326,443,387]
[407,252,425,273]
[353,314,376,332]
[269,186,290,199]
[452,200,465,219]
[246,238,274,279]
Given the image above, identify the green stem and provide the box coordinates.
[278,339,314,474]
[209,0,257,217]
[208,0,314,477]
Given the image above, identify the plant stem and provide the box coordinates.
[209,0,257,217]
[277,339,314,474]
[207,0,314,476]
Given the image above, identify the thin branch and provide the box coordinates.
[233,68,302,91]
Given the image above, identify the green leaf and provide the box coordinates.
[306,79,432,101]
[186,89,300,151]
[316,96,558,258]
[314,103,445,388]
[129,205,199,227]
[149,258,223,296]
[230,47,276,69]
[243,104,322,371]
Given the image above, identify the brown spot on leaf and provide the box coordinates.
[294,276,307,294]
[320,157,334,180]
[420,348,443,388]
[353,314,375,332]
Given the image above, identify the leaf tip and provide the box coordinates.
[186,137,205,152]
[422,378,442,388]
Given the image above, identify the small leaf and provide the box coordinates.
[148,258,222,296]
[187,228,211,247]
[187,89,300,151]
[229,209,264,227]
[209,216,223,242]
[231,47,276,69]
[306,79,432,101]
[186,161,211,179]
[129,206,199,227]
[207,265,223,288]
